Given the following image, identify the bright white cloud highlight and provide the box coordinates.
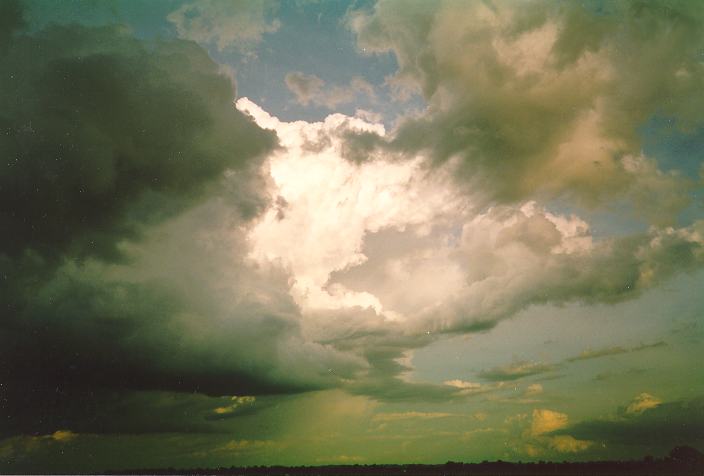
[239,98,464,320]
[239,97,704,335]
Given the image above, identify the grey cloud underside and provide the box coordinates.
[0,200,367,437]
[1,389,226,438]
[303,309,457,402]
[554,397,704,447]
[330,207,704,337]
[345,337,458,402]
[318,211,704,398]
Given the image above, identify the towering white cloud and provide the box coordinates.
[239,98,465,319]
[237,98,704,383]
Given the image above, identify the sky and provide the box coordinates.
[1,0,703,472]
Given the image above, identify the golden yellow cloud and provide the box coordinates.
[626,393,662,414]
[531,409,569,436]
[549,435,592,453]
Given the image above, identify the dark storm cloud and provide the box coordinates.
[554,396,704,447]
[0,390,226,438]
[0,0,24,49]
[1,261,305,395]
[0,389,273,439]
[0,201,365,437]
[0,1,368,439]
[0,1,276,263]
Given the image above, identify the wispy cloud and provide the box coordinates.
[372,411,457,422]
[479,362,558,382]
[567,341,666,362]
[168,0,280,53]
[285,72,376,109]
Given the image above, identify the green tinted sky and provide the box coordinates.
[1,0,704,472]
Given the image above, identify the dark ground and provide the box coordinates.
[107,446,704,476]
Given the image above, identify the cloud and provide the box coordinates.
[168,0,280,53]
[5,11,691,437]
[0,428,83,470]
[504,408,592,457]
[443,380,482,390]
[372,411,456,422]
[347,0,703,224]
[443,380,503,398]
[201,439,279,456]
[0,4,364,439]
[625,393,662,415]
[555,396,704,449]
[524,384,544,397]
[416,209,704,334]
[285,71,376,109]
[284,71,325,105]
[531,409,569,436]
[548,435,592,453]
[4,0,701,468]
[593,368,648,382]
[0,206,368,436]
[0,0,23,49]
[346,362,459,403]
[1,389,249,439]
[212,396,257,416]
[324,187,704,337]
[49,430,78,443]
[479,362,557,382]
[238,95,704,403]
[0,15,275,265]
[239,97,460,319]
[530,410,592,455]
[567,341,666,362]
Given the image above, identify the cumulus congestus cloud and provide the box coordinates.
[238,98,704,399]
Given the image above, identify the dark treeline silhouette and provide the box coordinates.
[107,446,704,476]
